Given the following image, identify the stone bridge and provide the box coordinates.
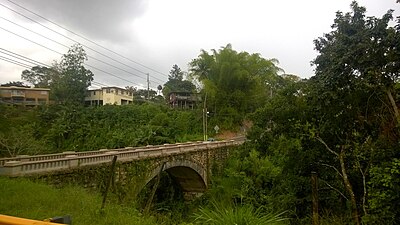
[0,139,243,196]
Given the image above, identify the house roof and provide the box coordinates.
[0,86,50,91]
[88,86,130,91]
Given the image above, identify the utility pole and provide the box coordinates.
[147,73,150,100]
[203,92,208,141]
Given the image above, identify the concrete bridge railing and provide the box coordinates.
[0,140,243,177]
[0,142,196,167]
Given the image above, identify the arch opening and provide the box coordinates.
[146,160,207,193]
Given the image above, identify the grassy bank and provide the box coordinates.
[0,177,157,225]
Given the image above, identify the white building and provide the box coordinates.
[85,87,133,106]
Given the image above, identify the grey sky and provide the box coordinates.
[0,0,399,89]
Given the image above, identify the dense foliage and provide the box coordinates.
[0,103,203,157]
[194,2,400,225]
[212,2,400,224]
[189,44,283,129]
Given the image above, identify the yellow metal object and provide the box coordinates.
[0,214,65,225]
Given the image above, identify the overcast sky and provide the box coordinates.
[0,0,399,89]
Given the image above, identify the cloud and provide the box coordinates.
[11,0,148,42]
[1,0,398,86]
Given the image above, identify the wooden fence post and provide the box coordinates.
[311,171,319,225]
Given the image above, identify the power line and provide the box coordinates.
[92,81,109,87]
[85,64,142,87]
[0,50,48,68]
[0,55,32,68]
[91,81,113,88]
[0,16,163,83]
[0,48,50,67]
[0,56,142,90]
[0,1,167,83]
[0,26,64,55]
[0,37,141,87]
[5,0,169,79]
[0,16,70,49]
[0,51,148,89]
[0,51,157,89]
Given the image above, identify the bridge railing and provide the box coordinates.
[0,140,244,177]
[0,142,212,167]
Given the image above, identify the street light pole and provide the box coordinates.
[203,92,207,141]
[205,107,208,141]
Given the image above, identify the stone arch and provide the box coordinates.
[145,159,207,193]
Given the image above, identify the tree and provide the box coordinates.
[243,2,400,223]
[125,86,137,101]
[310,2,400,224]
[189,44,282,127]
[52,44,94,104]
[313,1,400,121]
[162,65,196,99]
[169,64,184,81]
[21,44,94,105]
[21,44,93,104]
[21,66,57,88]
[134,89,157,101]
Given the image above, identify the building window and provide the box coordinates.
[111,89,114,93]
[11,90,24,96]
[121,90,124,95]
[12,97,24,102]
[40,91,48,95]
[106,89,110,93]
[93,91,96,96]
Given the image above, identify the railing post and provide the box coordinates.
[1,161,22,176]
[98,149,109,154]
[16,155,30,162]
[66,154,78,168]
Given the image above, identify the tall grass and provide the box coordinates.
[0,177,157,225]
[193,202,288,225]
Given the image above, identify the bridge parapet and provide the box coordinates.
[0,140,243,177]
[0,141,222,167]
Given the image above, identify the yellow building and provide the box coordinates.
[85,87,133,106]
[0,86,50,106]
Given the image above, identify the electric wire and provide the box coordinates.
[5,0,169,78]
[0,52,135,89]
[0,47,49,67]
[0,1,167,83]
[92,81,109,87]
[0,28,151,87]
[0,36,145,88]
[0,16,163,83]
[0,55,32,68]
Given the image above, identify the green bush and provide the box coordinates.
[193,202,287,225]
